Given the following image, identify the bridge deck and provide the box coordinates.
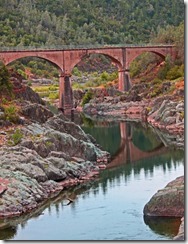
[0,44,175,52]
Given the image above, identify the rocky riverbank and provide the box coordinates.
[82,94,184,149]
[0,86,110,218]
[0,113,110,218]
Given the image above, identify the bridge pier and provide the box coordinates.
[59,72,73,114]
[118,69,132,92]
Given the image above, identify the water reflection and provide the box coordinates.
[0,119,184,240]
[144,216,181,238]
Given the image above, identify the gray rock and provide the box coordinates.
[21,103,54,123]
[163,116,176,125]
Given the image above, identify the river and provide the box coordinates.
[0,117,184,240]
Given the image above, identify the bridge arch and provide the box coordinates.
[69,51,122,74]
[126,50,166,69]
[1,52,63,72]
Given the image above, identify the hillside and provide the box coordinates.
[0,0,184,47]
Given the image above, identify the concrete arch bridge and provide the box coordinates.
[0,44,176,112]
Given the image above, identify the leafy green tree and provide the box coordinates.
[0,62,12,93]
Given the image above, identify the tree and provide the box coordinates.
[0,62,12,94]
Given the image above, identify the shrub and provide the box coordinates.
[81,90,93,106]
[157,61,171,80]
[1,97,8,104]
[72,67,82,77]
[100,71,109,81]
[9,128,23,145]
[4,105,19,123]
[151,78,162,85]
[49,85,59,91]
[27,80,32,86]
[48,92,59,100]
[166,65,183,80]
[0,63,12,94]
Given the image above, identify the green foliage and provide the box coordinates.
[17,69,27,79]
[72,67,82,77]
[81,90,93,106]
[157,61,171,80]
[100,71,109,81]
[4,105,19,123]
[72,71,118,90]
[151,78,162,85]
[48,92,59,100]
[166,65,183,80]
[27,80,32,86]
[0,0,184,47]
[150,22,184,64]
[0,62,12,94]
[8,129,23,146]
[81,114,94,128]
[1,97,8,104]
[130,52,161,78]
[48,85,59,91]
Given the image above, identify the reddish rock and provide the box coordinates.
[0,178,9,195]
[98,164,107,169]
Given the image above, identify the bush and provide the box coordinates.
[151,78,162,85]
[166,65,183,80]
[49,85,59,91]
[157,60,171,80]
[9,129,23,145]
[100,71,109,81]
[81,90,93,106]
[72,67,82,77]
[27,80,32,86]
[4,105,19,123]
[48,92,59,100]
[0,63,12,94]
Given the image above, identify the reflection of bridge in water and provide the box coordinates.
[107,122,168,169]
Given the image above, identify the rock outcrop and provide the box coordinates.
[0,101,110,218]
[143,176,184,217]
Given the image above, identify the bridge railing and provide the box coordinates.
[0,43,175,52]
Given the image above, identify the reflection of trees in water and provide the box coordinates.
[81,118,121,156]
[132,123,162,152]
[0,226,17,240]
[101,151,183,194]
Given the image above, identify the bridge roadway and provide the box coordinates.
[0,44,176,113]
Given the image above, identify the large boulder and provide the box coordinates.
[21,103,54,123]
[143,176,184,217]
[15,86,45,105]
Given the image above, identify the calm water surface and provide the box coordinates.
[0,119,184,240]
